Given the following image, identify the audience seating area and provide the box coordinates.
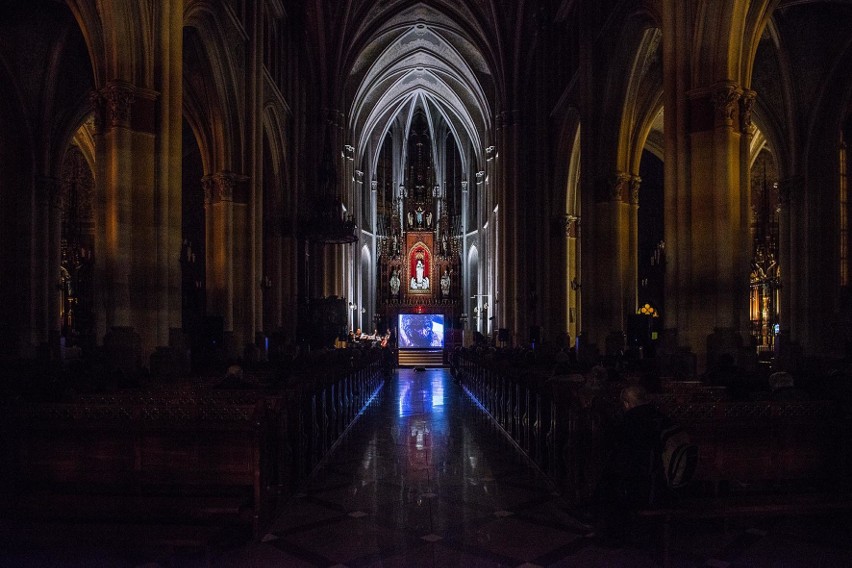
[456,346,852,566]
[0,350,387,557]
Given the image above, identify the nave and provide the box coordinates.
[214,369,851,568]
[4,368,851,567]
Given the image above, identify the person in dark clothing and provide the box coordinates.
[592,385,671,543]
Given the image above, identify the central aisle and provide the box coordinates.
[218,368,657,567]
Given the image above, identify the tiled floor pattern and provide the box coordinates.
[215,368,852,568]
[3,368,852,567]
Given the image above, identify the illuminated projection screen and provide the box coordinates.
[398,313,445,349]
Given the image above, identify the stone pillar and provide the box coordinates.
[204,171,250,355]
[684,81,746,370]
[738,90,757,342]
[476,168,489,336]
[565,215,580,342]
[249,0,264,346]
[158,0,184,356]
[587,172,631,349]
[94,82,136,330]
[628,176,641,319]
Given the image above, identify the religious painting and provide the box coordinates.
[408,243,432,294]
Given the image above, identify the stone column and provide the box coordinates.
[204,171,250,354]
[476,168,489,336]
[94,82,136,330]
[157,0,184,355]
[628,176,641,319]
[685,81,746,370]
[90,79,165,371]
[564,214,580,342]
[249,0,264,345]
[738,90,757,344]
[587,172,631,353]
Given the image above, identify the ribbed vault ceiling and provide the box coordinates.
[346,4,494,169]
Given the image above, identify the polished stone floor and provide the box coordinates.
[4,368,852,567]
[214,368,852,568]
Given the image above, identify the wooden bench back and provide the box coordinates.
[658,400,839,487]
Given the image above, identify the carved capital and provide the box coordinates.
[739,89,757,134]
[486,145,496,160]
[370,180,378,191]
[559,214,580,238]
[475,170,486,182]
[354,169,364,183]
[461,181,469,192]
[101,81,136,128]
[203,171,238,204]
[629,176,642,205]
[343,144,355,160]
[609,172,632,202]
[712,81,741,129]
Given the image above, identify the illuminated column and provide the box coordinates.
[738,91,757,343]
[565,214,580,341]
[681,81,746,369]
[93,82,136,330]
[628,176,641,319]
[586,172,631,352]
[204,171,251,353]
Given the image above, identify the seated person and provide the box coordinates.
[592,385,672,542]
[769,371,808,401]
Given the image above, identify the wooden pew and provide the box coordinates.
[638,399,852,568]
[4,393,276,555]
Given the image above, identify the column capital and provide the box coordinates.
[739,89,757,135]
[486,146,496,160]
[461,181,469,192]
[608,172,632,202]
[343,144,355,160]
[629,176,642,205]
[354,169,364,183]
[475,170,486,181]
[203,171,248,205]
[711,81,742,129]
[101,81,137,128]
[557,214,580,238]
[370,180,378,191]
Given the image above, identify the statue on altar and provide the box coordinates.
[426,211,433,228]
[410,258,430,290]
[390,269,400,296]
[440,269,450,296]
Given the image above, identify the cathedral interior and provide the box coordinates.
[1,0,852,566]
